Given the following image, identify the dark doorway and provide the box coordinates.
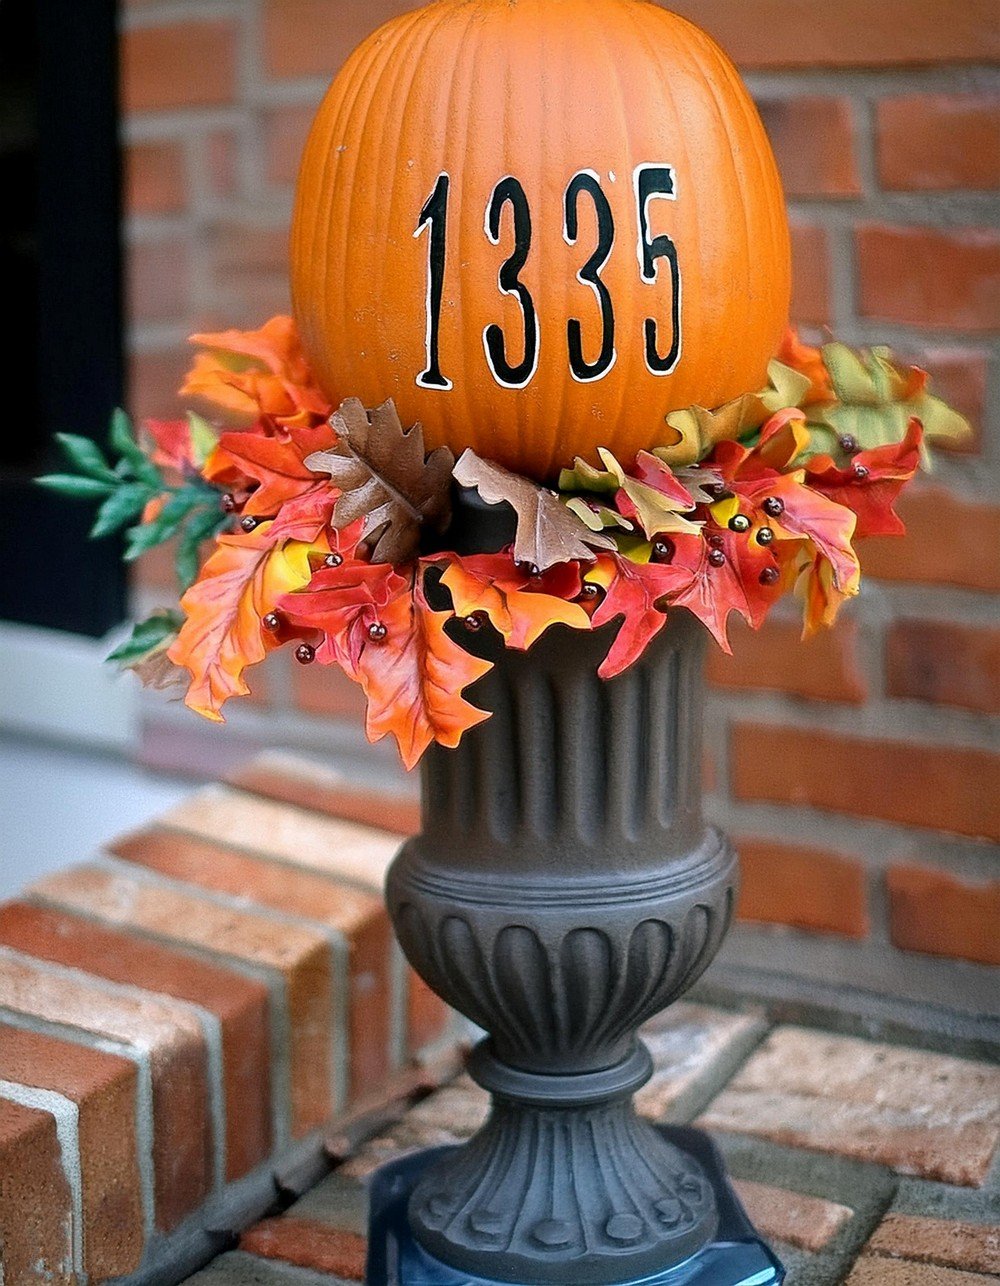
[0,0,126,637]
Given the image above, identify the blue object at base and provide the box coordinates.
[365,1125,784,1286]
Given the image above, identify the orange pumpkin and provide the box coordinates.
[291,0,790,482]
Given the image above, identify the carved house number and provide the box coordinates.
[414,166,682,391]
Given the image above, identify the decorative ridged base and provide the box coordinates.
[366,1126,785,1286]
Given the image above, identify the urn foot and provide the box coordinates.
[365,1125,785,1286]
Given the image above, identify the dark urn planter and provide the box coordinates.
[370,498,782,1286]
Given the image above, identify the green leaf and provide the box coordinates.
[37,473,116,499]
[54,433,119,483]
[107,610,184,664]
[174,505,229,590]
[123,488,204,560]
[90,483,154,539]
[109,409,163,487]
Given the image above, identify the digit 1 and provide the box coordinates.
[634,164,681,375]
[414,172,452,390]
[483,176,539,390]
[564,170,616,383]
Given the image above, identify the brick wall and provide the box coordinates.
[122,2,999,970]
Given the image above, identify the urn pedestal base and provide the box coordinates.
[365,1125,784,1286]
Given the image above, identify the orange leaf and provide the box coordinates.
[776,328,833,405]
[182,316,330,429]
[205,420,336,516]
[168,520,326,721]
[438,553,590,649]
[358,570,492,769]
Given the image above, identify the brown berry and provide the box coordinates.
[728,513,751,534]
[652,538,674,562]
[324,552,344,568]
[221,493,237,514]
[708,548,726,567]
[762,496,784,518]
[262,612,281,632]
[294,643,315,665]
[579,583,600,601]
[756,526,774,546]
[839,434,860,454]
[853,463,870,480]
[463,613,485,632]
[707,533,724,549]
[240,515,258,532]
[367,621,388,643]
[759,566,780,586]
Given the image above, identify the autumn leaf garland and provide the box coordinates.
[45,319,969,768]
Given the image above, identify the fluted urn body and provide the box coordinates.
[386,596,738,1284]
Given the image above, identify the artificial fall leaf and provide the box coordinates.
[168,521,326,720]
[183,316,330,430]
[278,560,411,674]
[357,570,492,770]
[622,451,701,537]
[439,554,591,649]
[805,417,923,538]
[587,552,690,677]
[796,549,851,637]
[306,399,454,564]
[654,531,782,652]
[758,358,815,417]
[144,414,218,474]
[454,450,614,571]
[564,495,635,533]
[774,330,832,406]
[206,420,336,516]
[809,343,970,458]
[656,392,769,467]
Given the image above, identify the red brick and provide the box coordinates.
[896,347,987,454]
[736,838,869,938]
[0,947,211,1229]
[206,130,239,199]
[110,828,392,1101]
[31,863,334,1140]
[700,1026,1000,1187]
[887,864,1000,967]
[0,1024,143,1279]
[122,21,237,113]
[0,1098,73,1285]
[226,752,420,836]
[790,222,831,327]
[886,618,1000,715]
[707,616,867,704]
[878,95,1000,192]
[264,0,421,79]
[0,901,272,1181]
[856,225,1000,332]
[240,1216,366,1280]
[757,96,860,198]
[127,347,190,423]
[866,1213,1000,1274]
[732,723,1000,841]
[208,221,290,316]
[658,1,1000,68]
[731,1179,853,1253]
[292,656,369,720]
[127,238,191,326]
[861,486,1000,592]
[264,103,319,187]
[125,140,186,216]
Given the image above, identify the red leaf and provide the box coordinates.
[660,530,783,651]
[589,554,690,677]
[207,421,336,517]
[805,418,923,538]
[278,559,410,674]
[357,571,492,769]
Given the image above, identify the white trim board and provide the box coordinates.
[0,620,137,752]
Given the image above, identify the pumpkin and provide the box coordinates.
[291,0,790,482]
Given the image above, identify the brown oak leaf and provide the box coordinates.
[453,450,614,572]
[305,398,453,564]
